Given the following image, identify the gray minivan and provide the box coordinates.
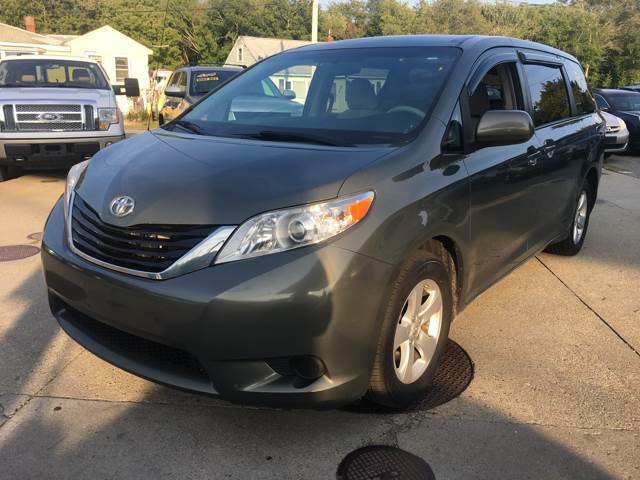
[42,35,604,409]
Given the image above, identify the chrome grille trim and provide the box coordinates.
[66,191,237,280]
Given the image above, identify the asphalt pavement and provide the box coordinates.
[0,160,639,479]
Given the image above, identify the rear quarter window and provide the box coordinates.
[524,63,571,127]
[564,61,596,115]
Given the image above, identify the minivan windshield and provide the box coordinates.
[607,92,640,111]
[169,47,461,146]
[191,69,239,96]
[0,59,110,90]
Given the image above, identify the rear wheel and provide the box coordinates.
[544,180,592,256]
[367,242,453,408]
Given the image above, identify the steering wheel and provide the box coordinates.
[386,105,426,118]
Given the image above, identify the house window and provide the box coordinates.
[237,47,243,63]
[115,57,129,82]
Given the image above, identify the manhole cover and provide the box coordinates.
[337,445,435,480]
[348,340,474,413]
[0,245,40,261]
[27,232,42,243]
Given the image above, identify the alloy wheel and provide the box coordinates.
[573,190,588,244]
[393,279,443,384]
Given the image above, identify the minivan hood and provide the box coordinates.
[0,87,113,106]
[76,131,390,226]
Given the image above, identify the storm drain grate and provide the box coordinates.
[348,340,474,413]
[337,445,435,480]
[0,245,40,261]
[409,339,474,411]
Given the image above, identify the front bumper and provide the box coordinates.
[42,198,394,408]
[0,135,124,168]
[604,130,629,153]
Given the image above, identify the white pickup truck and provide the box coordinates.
[0,55,139,181]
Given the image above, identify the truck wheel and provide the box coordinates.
[544,180,593,256]
[0,166,20,182]
[367,242,453,409]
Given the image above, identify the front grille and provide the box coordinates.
[71,194,217,273]
[57,299,208,380]
[14,104,84,132]
[15,104,81,113]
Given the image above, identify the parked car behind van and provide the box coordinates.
[593,88,640,151]
[0,55,139,181]
[43,35,604,409]
[158,66,242,125]
[600,111,629,155]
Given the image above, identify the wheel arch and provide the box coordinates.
[585,167,599,211]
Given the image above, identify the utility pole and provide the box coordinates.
[312,0,319,43]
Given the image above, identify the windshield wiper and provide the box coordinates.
[171,119,207,136]
[234,130,353,147]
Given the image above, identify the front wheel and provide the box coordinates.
[0,165,21,182]
[544,181,593,256]
[367,243,454,408]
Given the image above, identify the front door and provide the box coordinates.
[461,58,544,298]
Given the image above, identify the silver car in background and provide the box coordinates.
[0,55,139,181]
[601,110,629,155]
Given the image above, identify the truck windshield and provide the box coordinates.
[191,70,239,96]
[0,59,110,90]
[169,46,461,146]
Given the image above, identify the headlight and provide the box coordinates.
[618,118,627,130]
[97,108,118,130]
[215,191,374,264]
[64,160,90,222]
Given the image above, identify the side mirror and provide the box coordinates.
[476,110,534,147]
[165,85,186,98]
[282,89,296,100]
[124,78,140,97]
[599,106,610,113]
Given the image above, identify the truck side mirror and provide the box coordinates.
[124,78,140,97]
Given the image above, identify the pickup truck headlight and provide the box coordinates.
[215,191,374,264]
[97,108,118,130]
[64,160,90,222]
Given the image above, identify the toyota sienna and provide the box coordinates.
[42,36,604,409]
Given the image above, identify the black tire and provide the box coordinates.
[367,241,454,409]
[544,180,593,256]
[158,114,165,126]
[0,165,20,182]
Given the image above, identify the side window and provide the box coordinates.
[523,64,571,126]
[468,62,522,140]
[178,72,187,89]
[168,72,180,88]
[564,61,596,115]
[442,102,463,152]
[594,94,610,110]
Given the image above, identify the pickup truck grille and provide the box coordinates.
[71,194,218,274]
[2,104,95,132]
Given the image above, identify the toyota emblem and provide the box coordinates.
[109,196,135,218]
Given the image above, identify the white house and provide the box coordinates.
[225,36,313,102]
[0,21,152,112]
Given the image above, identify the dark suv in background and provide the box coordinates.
[43,35,603,409]
[593,88,640,151]
[159,66,242,125]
